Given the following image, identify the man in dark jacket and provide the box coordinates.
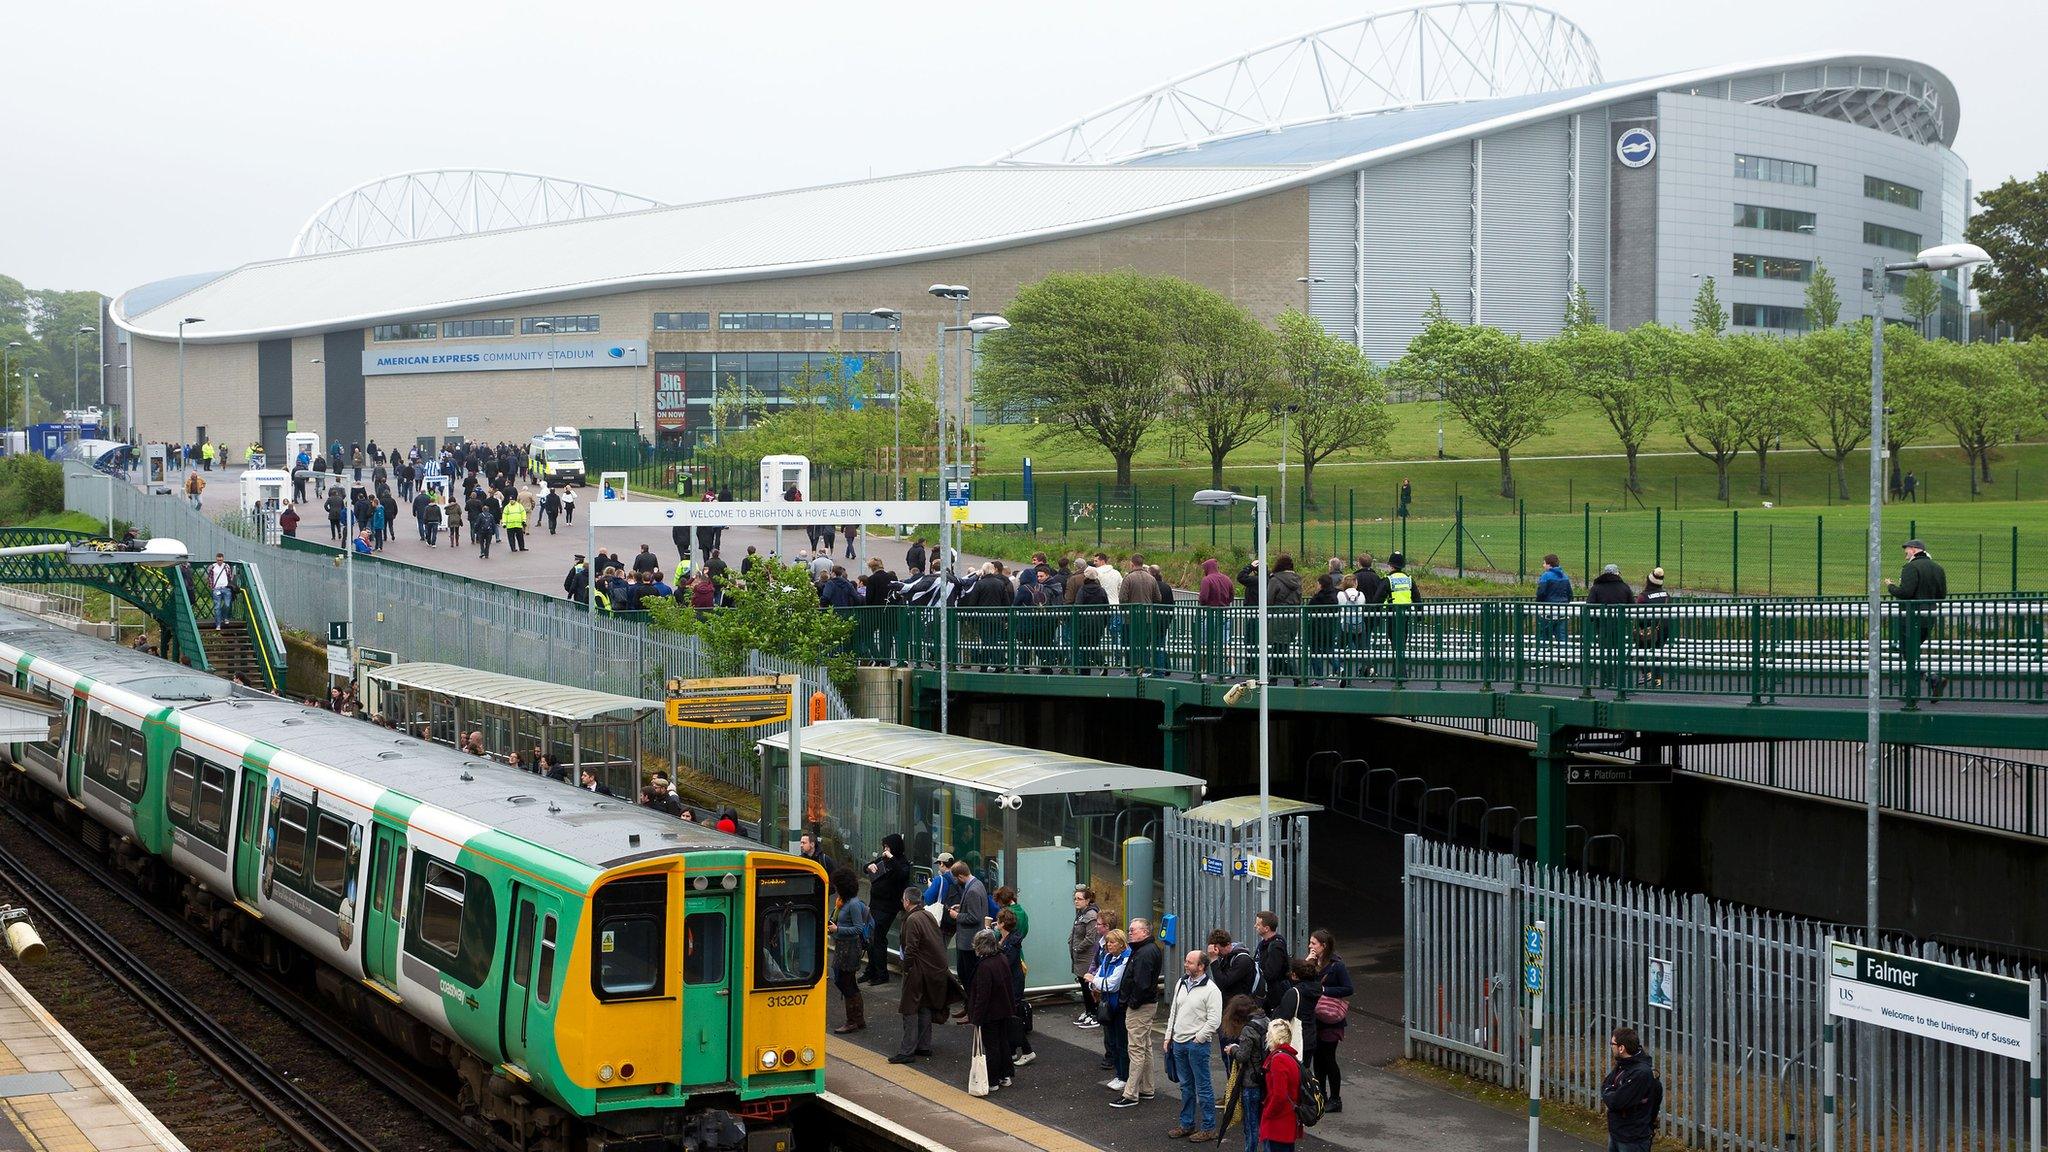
[1600,1027,1663,1152]
[1352,554,1388,603]
[904,537,927,575]
[1887,539,1950,698]
[1252,910,1289,1012]
[1585,563,1633,604]
[1207,929,1257,1066]
[890,890,951,1064]
[818,567,860,609]
[1114,919,1166,1107]
[863,833,911,984]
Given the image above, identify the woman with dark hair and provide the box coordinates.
[1306,573,1339,682]
[1307,927,1353,1113]
[830,866,872,1033]
[996,908,1035,1067]
[1274,957,1323,1065]
[1217,994,1270,1152]
[966,929,1016,1091]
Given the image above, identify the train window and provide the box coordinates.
[311,814,353,899]
[370,839,389,915]
[167,753,197,819]
[684,912,726,985]
[86,713,145,800]
[274,796,310,876]
[535,916,557,1006]
[195,765,228,839]
[510,903,536,987]
[405,856,497,988]
[26,683,60,762]
[390,845,408,922]
[752,870,823,990]
[415,859,465,957]
[591,875,667,1000]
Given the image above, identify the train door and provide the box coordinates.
[362,822,406,992]
[233,766,265,908]
[62,693,86,802]
[680,892,733,1088]
[501,883,559,1076]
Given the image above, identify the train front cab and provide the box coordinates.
[546,850,825,1143]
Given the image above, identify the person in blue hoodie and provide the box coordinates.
[1534,553,1573,643]
[818,566,860,608]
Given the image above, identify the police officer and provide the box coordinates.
[1385,552,1417,656]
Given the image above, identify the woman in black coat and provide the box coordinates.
[965,930,1015,1090]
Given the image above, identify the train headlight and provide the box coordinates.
[800,1047,817,1065]
[759,1049,779,1069]
[597,1065,615,1083]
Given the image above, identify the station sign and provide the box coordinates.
[1826,940,2036,1059]
[664,675,795,730]
[1566,763,1674,785]
[591,499,1028,529]
[1202,856,1224,877]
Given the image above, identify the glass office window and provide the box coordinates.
[840,312,895,331]
[1863,176,1923,210]
[650,350,898,444]
[718,312,834,331]
[1732,303,1809,331]
[1863,222,1922,253]
[442,319,515,338]
[654,312,711,332]
[1860,269,1911,294]
[1732,254,1813,282]
[372,323,437,341]
[1734,155,1817,186]
[1734,204,1817,233]
[521,315,599,334]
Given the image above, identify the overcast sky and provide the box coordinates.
[9,0,2041,297]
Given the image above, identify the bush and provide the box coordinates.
[0,455,65,525]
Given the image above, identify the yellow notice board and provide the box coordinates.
[664,674,795,729]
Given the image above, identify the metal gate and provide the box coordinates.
[1162,796,1315,957]
[1402,838,1521,1085]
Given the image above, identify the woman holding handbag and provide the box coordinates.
[966,930,1015,1094]
[1307,928,1353,1113]
[830,867,872,1034]
[1087,927,1132,1090]
[1274,959,1322,1068]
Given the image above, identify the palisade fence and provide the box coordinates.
[64,467,848,789]
[1404,835,2045,1152]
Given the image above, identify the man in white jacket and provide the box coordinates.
[1163,950,1224,1140]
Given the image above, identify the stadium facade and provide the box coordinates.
[109,3,1971,460]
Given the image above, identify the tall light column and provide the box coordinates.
[535,320,558,431]
[176,318,205,469]
[4,341,20,441]
[73,326,95,412]
[868,308,904,501]
[1194,489,1272,885]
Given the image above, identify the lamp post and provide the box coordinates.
[534,321,558,431]
[932,310,1009,735]
[4,341,21,444]
[176,318,204,470]
[869,307,905,501]
[1194,489,1271,885]
[1862,242,1989,943]
[72,326,95,413]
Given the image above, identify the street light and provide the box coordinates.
[869,307,905,501]
[931,306,1008,735]
[1863,241,1989,942]
[176,318,204,470]
[72,325,95,412]
[534,320,558,430]
[1194,488,1272,887]
[3,341,21,444]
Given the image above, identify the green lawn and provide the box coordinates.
[2,511,119,534]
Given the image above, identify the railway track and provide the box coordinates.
[0,793,491,1152]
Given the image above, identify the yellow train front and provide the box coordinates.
[527,846,829,1152]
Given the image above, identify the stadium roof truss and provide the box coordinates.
[289,169,664,256]
[991,1,1602,165]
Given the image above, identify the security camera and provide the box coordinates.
[998,794,1024,811]
[1222,680,1258,706]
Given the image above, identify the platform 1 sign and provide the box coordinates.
[1826,940,2036,1059]
[664,675,795,730]
[1567,763,1675,785]
[590,499,1029,528]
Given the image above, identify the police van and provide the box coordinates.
[528,427,586,486]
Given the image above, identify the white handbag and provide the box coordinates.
[967,1028,990,1097]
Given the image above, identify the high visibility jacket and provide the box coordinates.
[501,501,528,529]
[1387,571,1415,604]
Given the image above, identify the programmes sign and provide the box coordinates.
[362,339,649,377]
[1827,940,2035,1059]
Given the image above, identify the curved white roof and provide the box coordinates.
[113,51,1958,344]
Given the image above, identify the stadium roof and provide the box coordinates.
[113,49,1958,344]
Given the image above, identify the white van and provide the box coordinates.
[529,428,586,487]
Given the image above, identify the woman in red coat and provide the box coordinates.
[1259,1019,1303,1150]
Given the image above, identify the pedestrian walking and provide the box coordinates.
[1535,554,1573,643]
[561,486,576,524]
[205,553,235,629]
[422,499,441,546]
[966,930,1015,1092]
[502,497,528,552]
[1601,1027,1664,1152]
[444,496,462,549]
[542,487,562,534]
[475,504,497,559]
[1635,567,1670,687]
[1903,471,1918,502]
[1259,1019,1304,1152]
[1886,538,1949,698]
[1307,928,1352,1113]
[1070,887,1104,1025]
[1087,927,1132,1090]
[185,470,205,511]
[1216,994,1270,1152]
[890,888,950,1065]
[1112,918,1164,1109]
[830,866,871,1034]
[277,506,299,538]
[1164,950,1223,1140]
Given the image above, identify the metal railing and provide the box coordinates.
[838,598,2048,707]
[1404,834,2043,1152]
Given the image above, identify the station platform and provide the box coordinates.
[824,968,1595,1152]
[0,962,186,1152]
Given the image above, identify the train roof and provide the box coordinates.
[181,695,750,871]
[0,609,232,706]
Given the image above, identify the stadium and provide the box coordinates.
[108,2,1971,461]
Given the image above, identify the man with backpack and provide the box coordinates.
[1601,1027,1664,1152]
[1207,930,1256,1067]
[1251,911,1289,1012]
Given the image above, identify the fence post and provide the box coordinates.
[1455,495,1466,579]
[1731,510,1740,596]
[1298,485,1307,557]
[1517,500,1526,583]
[1654,506,1662,567]
[1347,489,1355,561]
[1169,485,1177,552]
[1132,487,1140,551]
[1582,502,1591,585]
[2014,526,2021,594]
[1062,483,1070,537]
[1096,482,1104,547]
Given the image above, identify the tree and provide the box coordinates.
[1805,263,1842,329]
[1394,306,1556,498]
[1965,172,2048,339]
[646,556,853,680]
[1554,287,1663,494]
[1154,280,1278,488]
[1646,325,1761,502]
[1934,341,2034,493]
[1876,324,1939,493]
[1901,270,1943,337]
[717,359,937,470]
[1691,276,1727,335]
[1274,309,1391,507]
[975,272,1170,489]
[1790,324,1871,499]
[1739,337,1804,496]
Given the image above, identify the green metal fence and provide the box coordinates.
[838,598,2048,708]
